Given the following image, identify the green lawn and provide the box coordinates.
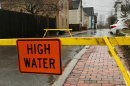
[122,29,130,36]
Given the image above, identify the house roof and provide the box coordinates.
[94,13,98,16]
[83,12,88,16]
[83,7,94,16]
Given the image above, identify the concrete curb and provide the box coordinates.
[65,30,88,37]
[52,45,89,86]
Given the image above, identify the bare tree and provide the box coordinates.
[125,19,130,28]
[121,0,130,17]
[107,11,117,27]
[98,15,104,29]
[107,15,117,27]
[120,0,130,28]
[2,0,63,15]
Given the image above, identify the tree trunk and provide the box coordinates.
[46,15,49,36]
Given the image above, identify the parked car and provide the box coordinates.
[57,30,66,35]
[109,18,129,34]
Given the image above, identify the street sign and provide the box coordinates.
[16,39,62,75]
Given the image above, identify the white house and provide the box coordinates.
[69,0,82,31]
[114,0,122,19]
[69,0,93,30]
[82,12,89,29]
[114,0,130,19]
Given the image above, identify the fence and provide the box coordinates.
[0,9,56,38]
[69,24,80,31]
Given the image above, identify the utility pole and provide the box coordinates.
[0,0,1,9]
[91,11,93,34]
[80,0,82,31]
[91,11,93,29]
[81,0,82,23]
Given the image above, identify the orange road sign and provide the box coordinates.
[16,39,62,75]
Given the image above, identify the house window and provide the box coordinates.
[0,0,1,9]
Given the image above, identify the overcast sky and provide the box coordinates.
[83,0,116,23]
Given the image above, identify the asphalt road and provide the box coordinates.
[0,29,112,86]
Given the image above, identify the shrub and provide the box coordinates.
[125,19,130,28]
[81,26,87,30]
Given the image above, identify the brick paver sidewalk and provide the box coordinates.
[64,46,126,86]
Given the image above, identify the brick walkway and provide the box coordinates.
[63,46,126,86]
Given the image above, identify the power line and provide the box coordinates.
[94,9,112,12]
[83,1,114,8]
[85,3,114,8]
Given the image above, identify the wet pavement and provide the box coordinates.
[63,46,126,86]
[62,29,127,86]
[94,29,113,37]
[0,29,101,86]
[61,29,97,69]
